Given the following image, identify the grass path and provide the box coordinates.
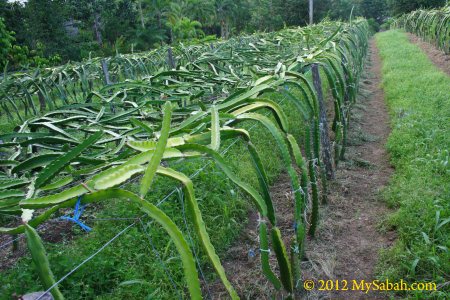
[375,30,450,299]
[406,33,450,76]
[301,29,450,299]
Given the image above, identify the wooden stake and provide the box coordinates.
[312,64,335,180]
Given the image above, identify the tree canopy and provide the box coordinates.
[0,0,447,69]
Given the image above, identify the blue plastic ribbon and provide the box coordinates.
[61,196,92,232]
[248,249,256,258]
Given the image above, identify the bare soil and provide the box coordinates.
[207,172,297,299]
[0,203,103,272]
[0,218,75,271]
[208,39,395,299]
[407,33,450,76]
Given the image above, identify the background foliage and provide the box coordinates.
[2,0,445,70]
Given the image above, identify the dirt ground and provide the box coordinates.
[0,218,74,271]
[206,170,298,299]
[407,33,450,76]
[208,39,396,299]
[300,39,395,300]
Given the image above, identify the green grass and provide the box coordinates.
[375,30,450,298]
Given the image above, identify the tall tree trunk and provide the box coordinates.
[138,0,145,29]
[157,13,163,45]
[157,13,162,29]
[93,12,103,46]
[220,20,225,39]
[93,12,110,86]
[220,19,230,39]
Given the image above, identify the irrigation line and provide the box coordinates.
[0,235,22,250]
[176,187,213,299]
[37,221,137,300]
[89,217,140,222]
[138,218,183,300]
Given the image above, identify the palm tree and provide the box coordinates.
[172,17,204,42]
[183,0,216,27]
[162,1,183,43]
[140,0,181,44]
[214,0,237,39]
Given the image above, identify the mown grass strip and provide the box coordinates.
[375,30,450,299]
